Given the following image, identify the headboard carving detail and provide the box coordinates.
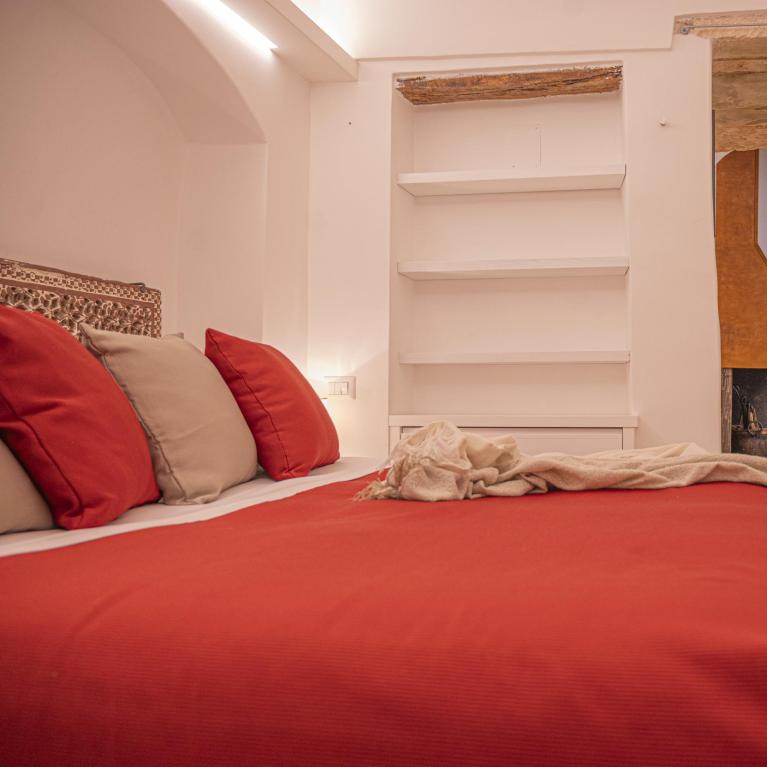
[0,258,161,338]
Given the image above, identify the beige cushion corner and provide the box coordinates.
[0,440,55,534]
[80,324,258,505]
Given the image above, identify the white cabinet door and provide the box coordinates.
[400,427,622,455]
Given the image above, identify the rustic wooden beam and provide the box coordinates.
[713,38,767,73]
[713,37,767,61]
[675,10,767,39]
[395,66,622,106]
[713,71,767,109]
[715,151,767,369]
[712,37,767,149]
[715,107,767,151]
[714,58,767,74]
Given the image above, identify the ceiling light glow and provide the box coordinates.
[191,0,277,54]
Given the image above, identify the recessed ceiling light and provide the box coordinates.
[190,0,277,54]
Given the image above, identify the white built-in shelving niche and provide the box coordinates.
[388,69,634,442]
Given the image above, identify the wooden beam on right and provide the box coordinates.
[716,107,767,151]
[713,38,767,73]
[675,10,767,38]
[395,66,622,106]
[714,71,767,109]
[713,37,767,150]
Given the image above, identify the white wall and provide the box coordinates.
[307,70,393,456]
[388,89,416,418]
[0,0,185,331]
[0,0,313,363]
[0,0,727,456]
[308,40,722,455]
[165,0,312,366]
[176,144,268,348]
[622,37,720,450]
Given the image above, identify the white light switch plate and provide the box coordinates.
[325,375,356,399]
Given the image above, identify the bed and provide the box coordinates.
[1,262,766,766]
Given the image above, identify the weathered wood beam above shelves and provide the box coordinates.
[675,10,767,39]
[395,66,622,106]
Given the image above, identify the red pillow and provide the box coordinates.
[205,329,339,480]
[0,307,159,529]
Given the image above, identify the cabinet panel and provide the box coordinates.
[399,426,622,454]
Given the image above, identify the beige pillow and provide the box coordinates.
[0,439,55,533]
[80,325,258,504]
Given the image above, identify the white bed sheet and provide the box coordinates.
[0,457,382,559]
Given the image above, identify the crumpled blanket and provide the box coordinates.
[357,421,767,501]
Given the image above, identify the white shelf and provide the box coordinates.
[398,256,628,280]
[397,164,626,197]
[389,413,639,428]
[399,350,630,365]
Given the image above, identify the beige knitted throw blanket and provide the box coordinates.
[358,421,767,501]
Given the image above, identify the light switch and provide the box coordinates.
[325,376,356,399]
[328,380,348,396]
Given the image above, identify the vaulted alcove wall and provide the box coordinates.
[5,0,353,372]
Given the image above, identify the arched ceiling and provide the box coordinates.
[61,0,266,144]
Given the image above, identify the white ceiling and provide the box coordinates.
[290,0,767,60]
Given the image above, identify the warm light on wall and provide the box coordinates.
[309,378,329,400]
[189,0,277,54]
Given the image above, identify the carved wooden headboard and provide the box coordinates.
[0,258,161,338]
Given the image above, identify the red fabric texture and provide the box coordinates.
[205,328,339,480]
[0,307,159,529]
[1,478,766,766]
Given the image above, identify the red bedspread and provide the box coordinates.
[1,476,766,766]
